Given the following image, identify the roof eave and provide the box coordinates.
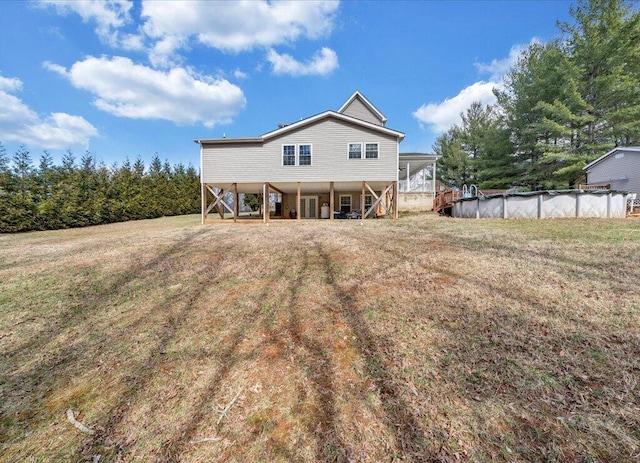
[584,146,640,170]
[194,137,263,145]
[261,111,404,141]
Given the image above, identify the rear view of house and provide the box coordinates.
[195,91,405,223]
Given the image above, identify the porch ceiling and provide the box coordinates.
[399,153,439,177]
[204,181,395,195]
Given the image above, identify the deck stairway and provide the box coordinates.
[433,187,461,213]
[434,184,509,214]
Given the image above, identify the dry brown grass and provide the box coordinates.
[1,214,639,462]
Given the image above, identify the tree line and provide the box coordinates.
[436,0,640,191]
[0,143,200,233]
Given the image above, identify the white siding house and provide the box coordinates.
[195,91,405,223]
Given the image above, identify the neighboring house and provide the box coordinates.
[195,91,406,222]
[583,146,640,195]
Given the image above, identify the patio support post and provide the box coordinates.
[201,183,207,224]
[233,183,238,223]
[385,188,390,217]
[393,181,398,219]
[218,189,225,219]
[361,181,366,220]
[296,182,301,221]
[330,181,334,220]
[263,183,270,223]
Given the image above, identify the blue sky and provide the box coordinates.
[0,0,575,169]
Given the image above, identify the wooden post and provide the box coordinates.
[218,189,225,219]
[361,181,366,220]
[263,183,270,223]
[330,181,334,220]
[233,183,238,223]
[296,182,301,221]
[386,187,391,217]
[201,183,207,224]
[393,181,398,219]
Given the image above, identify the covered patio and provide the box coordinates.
[201,180,399,223]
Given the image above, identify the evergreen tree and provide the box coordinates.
[434,127,472,188]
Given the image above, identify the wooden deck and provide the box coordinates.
[433,188,461,213]
[434,187,508,214]
[578,183,611,190]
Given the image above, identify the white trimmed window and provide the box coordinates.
[283,144,311,166]
[283,145,296,165]
[365,143,379,159]
[348,143,362,159]
[299,144,312,165]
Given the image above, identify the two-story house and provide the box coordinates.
[195,91,406,223]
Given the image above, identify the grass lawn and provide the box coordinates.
[1,214,639,462]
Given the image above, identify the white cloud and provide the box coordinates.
[47,56,246,127]
[233,69,248,80]
[0,75,23,92]
[267,47,338,76]
[0,76,98,149]
[39,0,134,48]
[414,41,536,134]
[413,81,499,133]
[141,0,339,60]
[41,1,341,75]
[474,38,539,81]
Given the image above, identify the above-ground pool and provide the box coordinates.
[452,189,629,219]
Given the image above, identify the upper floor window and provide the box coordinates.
[349,142,379,159]
[348,143,362,159]
[283,144,312,166]
[299,144,312,165]
[283,145,296,165]
[365,143,379,159]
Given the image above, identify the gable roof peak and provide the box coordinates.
[338,90,387,124]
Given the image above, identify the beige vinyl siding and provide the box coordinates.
[587,150,640,194]
[201,118,398,184]
[340,98,383,126]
